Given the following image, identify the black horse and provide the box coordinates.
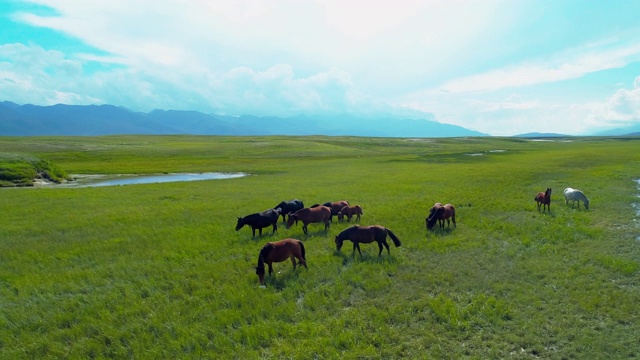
[236,208,281,237]
[273,199,304,222]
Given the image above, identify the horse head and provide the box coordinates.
[335,235,344,251]
[235,217,245,231]
[255,264,266,284]
[285,213,298,229]
[426,207,444,230]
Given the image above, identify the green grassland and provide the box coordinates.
[0,135,639,359]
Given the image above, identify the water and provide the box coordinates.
[56,172,247,188]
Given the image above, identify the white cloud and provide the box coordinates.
[435,42,640,94]
[573,76,640,129]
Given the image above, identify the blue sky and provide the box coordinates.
[1,0,640,135]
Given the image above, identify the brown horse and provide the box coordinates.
[255,238,307,285]
[426,203,456,230]
[286,206,332,234]
[337,205,363,222]
[535,188,551,213]
[335,225,401,257]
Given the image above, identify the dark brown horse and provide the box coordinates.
[286,206,332,234]
[236,208,280,237]
[335,225,401,257]
[337,205,363,222]
[535,188,551,213]
[255,238,307,285]
[426,203,456,230]
[322,200,350,222]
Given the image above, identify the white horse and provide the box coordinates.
[563,188,590,209]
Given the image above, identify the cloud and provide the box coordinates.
[435,41,640,94]
[0,43,97,104]
[572,76,640,129]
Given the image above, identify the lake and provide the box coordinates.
[53,172,247,188]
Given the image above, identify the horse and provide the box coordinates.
[535,188,552,213]
[235,208,280,237]
[337,205,363,222]
[322,200,350,222]
[273,199,304,222]
[335,225,401,257]
[286,206,332,234]
[255,238,307,285]
[426,203,456,230]
[564,188,590,209]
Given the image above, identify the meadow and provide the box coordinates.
[0,135,639,359]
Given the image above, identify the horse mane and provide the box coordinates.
[256,243,274,273]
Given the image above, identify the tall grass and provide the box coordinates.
[0,135,638,358]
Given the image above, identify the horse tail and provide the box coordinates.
[299,240,306,262]
[386,228,401,247]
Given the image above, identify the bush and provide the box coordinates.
[0,158,69,186]
[33,159,70,184]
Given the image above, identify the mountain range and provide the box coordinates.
[2,101,639,137]
[0,101,487,137]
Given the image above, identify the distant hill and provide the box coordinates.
[0,101,488,137]
[590,125,640,137]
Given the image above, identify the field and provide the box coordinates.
[0,135,639,359]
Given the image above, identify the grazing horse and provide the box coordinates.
[337,205,363,222]
[235,208,280,237]
[564,188,590,209]
[335,225,401,257]
[273,199,304,222]
[426,203,456,230]
[322,200,350,222]
[535,188,552,213]
[255,238,307,285]
[286,206,332,234]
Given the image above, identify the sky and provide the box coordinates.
[1,0,640,136]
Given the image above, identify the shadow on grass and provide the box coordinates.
[258,266,308,291]
[425,227,457,238]
[333,249,399,265]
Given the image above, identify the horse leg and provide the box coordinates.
[297,254,307,269]
[252,227,256,237]
[382,240,390,255]
[324,220,330,232]
[303,224,308,235]
[272,222,277,234]
[353,243,363,257]
[290,255,297,270]
[268,263,274,275]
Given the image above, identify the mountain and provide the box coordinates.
[590,124,640,136]
[0,101,488,137]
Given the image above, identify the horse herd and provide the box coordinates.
[238,199,451,285]
[244,187,591,285]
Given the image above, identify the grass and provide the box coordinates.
[0,135,639,359]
